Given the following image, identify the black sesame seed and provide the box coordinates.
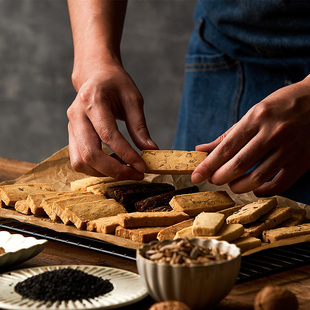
[14,268,113,303]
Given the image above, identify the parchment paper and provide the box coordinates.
[1,146,310,255]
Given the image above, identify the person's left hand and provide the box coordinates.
[191,75,310,197]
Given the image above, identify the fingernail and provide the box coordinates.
[132,161,146,173]
[146,138,158,149]
[191,172,204,184]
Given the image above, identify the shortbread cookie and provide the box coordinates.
[86,215,120,234]
[63,199,126,230]
[213,223,244,242]
[226,198,277,225]
[86,180,148,195]
[0,183,55,207]
[157,219,195,241]
[115,226,165,243]
[41,192,93,222]
[27,191,73,216]
[262,223,310,243]
[70,176,116,191]
[54,194,106,223]
[193,212,225,236]
[170,191,235,217]
[117,211,189,228]
[174,226,196,239]
[141,150,207,174]
[233,237,262,253]
[280,207,306,227]
[14,199,31,215]
[243,207,292,238]
[218,205,244,218]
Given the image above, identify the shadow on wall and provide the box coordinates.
[0,0,196,163]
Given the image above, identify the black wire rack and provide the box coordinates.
[1,217,310,284]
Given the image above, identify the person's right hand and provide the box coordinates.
[67,63,158,180]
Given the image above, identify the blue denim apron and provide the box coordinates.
[173,0,310,204]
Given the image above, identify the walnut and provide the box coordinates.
[149,300,190,310]
[254,285,298,310]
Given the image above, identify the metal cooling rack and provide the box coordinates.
[1,217,310,283]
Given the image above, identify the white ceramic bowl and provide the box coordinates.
[136,238,241,309]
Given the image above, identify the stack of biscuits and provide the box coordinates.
[0,150,308,253]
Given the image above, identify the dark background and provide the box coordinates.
[0,0,196,163]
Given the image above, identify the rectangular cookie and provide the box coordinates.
[233,237,262,253]
[170,191,235,217]
[217,204,244,218]
[0,183,55,207]
[115,226,165,243]
[157,219,195,241]
[70,176,116,191]
[28,191,73,216]
[174,226,196,239]
[226,198,277,225]
[141,150,207,174]
[135,186,198,212]
[54,194,107,223]
[117,211,190,228]
[105,182,175,204]
[86,215,120,234]
[213,223,244,242]
[262,223,310,243]
[280,207,306,227]
[14,199,31,215]
[63,199,127,230]
[242,206,292,238]
[193,212,225,236]
[41,192,93,222]
[86,180,148,195]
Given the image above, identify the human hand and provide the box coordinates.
[191,75,310,197]
[67,64,158,180]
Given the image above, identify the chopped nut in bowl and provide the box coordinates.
[136,238,241,309]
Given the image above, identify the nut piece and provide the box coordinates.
[149,300,191,310]
[254,286,298,310]
[144,238,232,266]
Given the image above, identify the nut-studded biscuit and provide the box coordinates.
[280,207,306,227]
[226,198,277,225]
[141,150,207,174]
[262,223,310,243]
[86,215,119,234]
[115,226,165,243]
[14,199,31,215]
[193,212,225,236]
[70,176,116,191]
[63,199,127,230]
[117,211,189,228]
[170,191,235,217]
[54,194,107,224]
[242,207,292,238]
[0,183,55,207]
[27,191,73,216]
[86,180,148,195]
[217,204,244,218]
[233,237,262,253]
[157,219,195,241]
[41,192,93,222]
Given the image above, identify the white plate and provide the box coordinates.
[0,265,148,309]
[0,231,47,268]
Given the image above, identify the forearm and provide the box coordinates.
[67,0,128,90]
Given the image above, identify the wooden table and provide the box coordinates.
[0,156,309,309]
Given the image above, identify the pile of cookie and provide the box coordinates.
[0,150,309,253]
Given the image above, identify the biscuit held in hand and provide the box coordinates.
[141,150,207,174]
